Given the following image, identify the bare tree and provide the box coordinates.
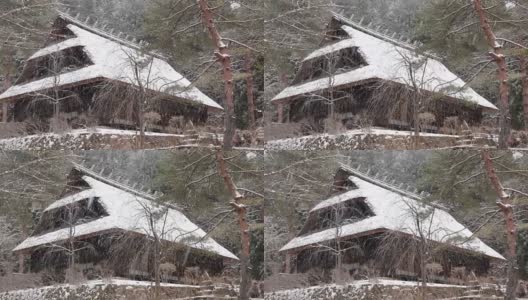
[0,0,58,125]
[137,201,168,300]
[310,201,364,284]
[298,52,353,134]
[369,50,445,149]
[375,199,468,300]
[44,202,96,284]
[27,52,82,133]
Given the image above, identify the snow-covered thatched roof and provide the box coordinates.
[279,164,504,260]
[0,13,223,110]
[13,166,237,260]
[272,14,497,111]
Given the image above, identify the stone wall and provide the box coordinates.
[0,132,213,151]
[264,280,494,300]
[0,280,199,300]
[265,132,462,151]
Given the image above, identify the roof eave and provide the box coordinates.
[0,77,223,111]
[271,77,496,111]
[13,226,238,260]
[279,226,505,261]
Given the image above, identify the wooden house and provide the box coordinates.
[0,12,223,133]
[279,164,505,284]
[271,13,498,134]
[13,163,237,282]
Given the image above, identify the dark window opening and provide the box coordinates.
[293,46,367,85]
[333,171,358,194]
[299,197,374,236]
[48,26,75,46]
[324,27,350,44]
[17,46,93,85]
[60,170,92,198]
[32,197,108,236]
[46,18,76,46]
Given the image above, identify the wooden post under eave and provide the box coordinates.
[18,254,25,273]
[285,103,291,123]
[2,101,7,123]
[277,103,284,123]
[292,254,297,274]
[285,252,291,273]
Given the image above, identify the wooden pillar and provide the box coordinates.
[285,252,291,273]
[441,253,451,278]
[1,101,7,123]
[18,254,25,273]
[285,103,290,123]
[277,103,284,123]
[292,255,297,274]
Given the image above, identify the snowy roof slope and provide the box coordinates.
[279,175,504,260]
[272,23,497,111]
[13,175,237,260]
[0,23,222,110]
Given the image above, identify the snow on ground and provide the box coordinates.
[84,278,198,288]
[74,128,184,137]
[513,151,525,160]
[343,128,456,137]
[315,279,463,289]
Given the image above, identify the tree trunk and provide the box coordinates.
[235,204,251,300]
[413,94,420,150]
[2,75,11,122]
[133,64,146,149]
[197,0,235,150]
[407,62,421,149]
[215,149,251,300]
[420,245,427,300]
[481,150,518,300]
[521,55,528,129]
[336,249,342,283]
[473,0,511,149]
[138,98,145,149]
[154,241,161,300]
[53,87,60,132]
[149,217,161,300]
[245,51,257,146]
[245,52,256,129]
